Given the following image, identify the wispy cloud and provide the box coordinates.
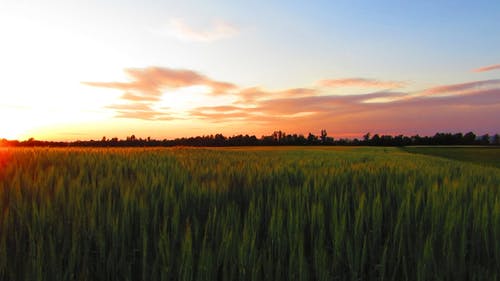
[121,92,162,102]
[473,64,500,72]
[236,87,269,103]
[83,66,236,120]
[190,82,499,135]
[236,87,317,104]
[107,103,174,121]
[115,110,174,121]
[83,66,237,99]
[421,79,500,95]
[83,66,500,136]
[166,18,239,42]
[105,103,154,111]
[191,91,407,122]
[317,78,406,89]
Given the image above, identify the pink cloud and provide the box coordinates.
[279,88,317,97]
[473,64,500,72]
[236,87,268,103]
[83,66,237,98]
[83,66,237,121]
[105,103,174,121]
[421,79,500,95]
[121,92,161,102]
[190,85,499,136]
[82,66,500,136]
[106,103,154,111]
[167,18,239,42]
[317,78,406,89]
[191,91,406,122]
[115,110,174,121]
[236,87,317,104]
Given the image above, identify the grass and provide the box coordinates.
[402,146,500,169]
[0,147,499,280]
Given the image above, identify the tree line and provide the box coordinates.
[1,130,499,147]
[0,130,500,147]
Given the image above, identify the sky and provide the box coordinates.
[0,0,499,140]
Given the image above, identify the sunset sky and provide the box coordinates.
[1,0,499,140]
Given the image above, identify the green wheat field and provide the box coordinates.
[0,147,499,280]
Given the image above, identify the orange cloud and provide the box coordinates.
[236,87,317,104]
[167,18,239,42]
[83,66,237,98]
[236,87,268,103]
[115,110,174,121]
[190,85,499,136]
[473,64,500,72]
[192,91,406,122]
[258,91,404,114]
[83,66,236,121]
[105,102,175,121]
[317,78,406,89]
[121,92,161,102]
[421,79,500,95]
[279,88,317,97]
[106,103,154,111]
[83,66,500,136]
[195,105,246,112]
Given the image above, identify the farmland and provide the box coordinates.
[0,147,499,280]
[402,146,500,169]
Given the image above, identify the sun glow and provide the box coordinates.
[0,13,130,140]
[0,1,498,141]
[158,86,237,114]
[0,109,38,140]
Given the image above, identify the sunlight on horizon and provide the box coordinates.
[0,1,498,140]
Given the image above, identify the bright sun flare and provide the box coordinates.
[0,109,44,140]
[1,128,25,140]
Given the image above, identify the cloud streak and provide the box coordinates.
[236,87,317,104]
[317,78,406,89]
[83,66,237,121]
[420,79,500,96]
[190,82,499,136]
[105,103,174,121]
[190,91,409,123]
[167,18,239,42]
[115,110,174,121]
[83,67,237,98]
[83,66,500,136]
[473,64,500,72]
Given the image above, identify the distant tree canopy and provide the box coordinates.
[1,131,499,147]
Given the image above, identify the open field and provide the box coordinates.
[0,147,499,280]
[402,146,500,169]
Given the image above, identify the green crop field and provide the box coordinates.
[0,147,499,280]
[402,146,500,169]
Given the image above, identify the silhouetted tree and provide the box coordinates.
[307,133,318,145]
[493,134,500,145]
[463,132,476,145]
[5,130,498,147]
[480,134,490,145]
[320,129,327,143]
[363,133,371,143]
